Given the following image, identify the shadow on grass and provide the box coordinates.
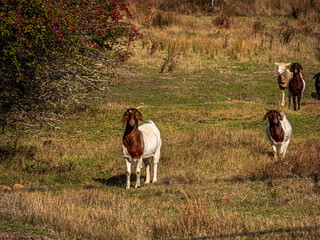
[94,174,146,188]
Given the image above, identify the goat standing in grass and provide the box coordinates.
[314,72,320,100]
[121,106,161,189]
[288,63,305,111]
[264,110,292,161]
[275,63,292,106]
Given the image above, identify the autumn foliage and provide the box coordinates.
[0,0,142,132]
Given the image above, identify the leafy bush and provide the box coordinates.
[0,0,142,132]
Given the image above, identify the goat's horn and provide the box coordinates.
[136,105,145,110]
[122,105,130,109]
[265,108,270,112]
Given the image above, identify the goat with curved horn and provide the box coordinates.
[120,106,161,189]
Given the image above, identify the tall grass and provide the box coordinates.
[135,12,320,64]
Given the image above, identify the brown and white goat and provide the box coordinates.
[288,63,305,111]
[121,107,161,189]
[314,72,320,100]
[263,110,292,161]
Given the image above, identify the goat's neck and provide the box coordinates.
[292,70,300,79]
[269,118,284,142]
[124,123,139,138]
[280,70,289,80]
[269,119,280,130]
[123,122,144,159]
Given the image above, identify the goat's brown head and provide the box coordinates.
[289,63,303,74]
[121,107,144,127]
[263,109,283,126]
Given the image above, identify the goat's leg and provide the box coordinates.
[279,143,286,160]
[297,94,301,110]
[272,145,278,161]
[288,92,292,109]
[143,158,151,184]
[125,159,131,190]
[281,89,285,106]
[135,157,143,188]
[152,149,161,183]
[282,139,290,159]
[293,95,297,111]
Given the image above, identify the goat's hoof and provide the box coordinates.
[135,185,141,189]
[145,181,150,184]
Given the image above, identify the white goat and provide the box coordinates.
[275,63,292,106]
[264,110,292,161]
[121,107,161,190]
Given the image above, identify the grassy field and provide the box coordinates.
[1,4,320,240]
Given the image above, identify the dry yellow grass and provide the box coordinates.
[1,126,320,239]
[133,10,320,66]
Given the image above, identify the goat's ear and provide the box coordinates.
[289,64,294,72]
[285,63,291,67]
[138,111,144,121]
[263,113,268,120]
[298,64,303,70]
[275,62,278,65]
[120,112,127,123]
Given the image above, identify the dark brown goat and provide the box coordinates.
[288,63,305,111]
[314,72,320,100]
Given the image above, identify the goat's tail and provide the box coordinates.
[145,119,154,124]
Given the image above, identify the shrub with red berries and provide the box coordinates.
[0,0,142,132]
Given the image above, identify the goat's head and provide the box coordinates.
[313,72,320,80]
[263,109,284,126]
[275,62,291,75]
[289,62,303,74]
[121,107,144,127]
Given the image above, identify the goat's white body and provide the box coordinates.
[266,115,292,159]
[122,120,161,189]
